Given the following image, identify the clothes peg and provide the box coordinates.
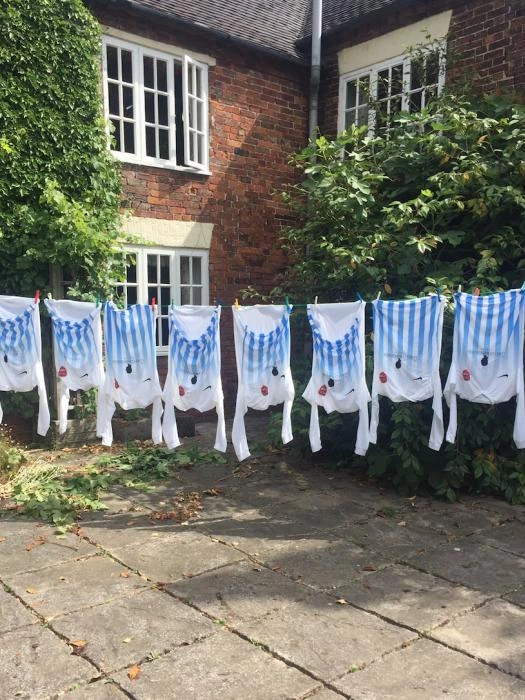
[47,292,52,300]
[376,291,381,300]
[285,295,290,307]
[151,297,156,309]
[357,292,363,302]
[95,294,100,307]
[314,296,318,306]
[436,287,441,301]
[234,298,240,311]
[474,287,480,297]
[34,289,40,303]
[458,284,462,293]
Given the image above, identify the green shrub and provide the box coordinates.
[279,92,525,503]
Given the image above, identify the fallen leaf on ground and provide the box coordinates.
[119,571,130,578]
[203,487,224,496]
[397,520,406,527]
[25,535,46,551]
[71,640,87,648]
[336,598,348,605]
[362,565,377,572]
[25,587,37,594]
[122,637,132,644]
[0,536,5,543]
[128,665,141,680]
[271,564,283,572]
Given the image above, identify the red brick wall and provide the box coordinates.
[89,4,309,409]
[319,0,525,137]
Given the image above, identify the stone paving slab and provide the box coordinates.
[262,536,387,590]
[51,588,216,672]
[201,510,322,558]
[0,624,94,699]
[0,585,39,633]
[432,598,525,680]
[398,500,510,538]
[472,520,525,558]
[265,491,372,531]
[504,588,525,608]
[79,511,186,549]
[169,559,313,624]
[62,681,128,699]
[236,594,417,681]
[0,520,96,576]
[334,638,525,698]
[5,553,149,619]
[405,539,525,594]
[335,563,488,631]
[305,689,347,699]
[113,629,318,699]
[110,530,246,583]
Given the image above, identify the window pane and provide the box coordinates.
[410,90,422,113]
[157,60,167,92]
[344,109,356,129]
[187,63,194,93]
[108,83,120,116]
[106,45,119,80]
[196,101,203,131]
[390,95,402,120]
[123,121,135,153]
[115,284,124,299]
[377,69,389,100]
[411,57,424,91]
[146,126,156,157]
[391,64,403,95]
[192,257,202,284]
[147,254,157,283]
[161,317,169,346]
[193,287,202,305]
[110,119,121,150]
[159,129,169,159]
[426,51,440,85]
[181,287,190,305]
[122,86,134,118]
[126,254,137,283]
[195,66,202,95]
[160,286,170,309]
[197,134,203,166]
[357,105,369,126]
[180,256,190,284]
[127,286,137,306]
[121,50,133,83]
[145,91,155,123]
[143,56,154,88]
[158,94,168,126]
[345,80,357,110]
[189,132,195,161]
[160,255,170,284]
[148,287,157,305]
[358,76,369,104]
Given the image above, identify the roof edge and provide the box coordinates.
[89,0,308,65]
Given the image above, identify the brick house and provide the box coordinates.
[84,0,524,405]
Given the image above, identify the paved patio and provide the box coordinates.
[1,418,525,699]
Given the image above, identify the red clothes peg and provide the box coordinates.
[34,289,40,303]
[151,297,156,310]
[474,288,480,297]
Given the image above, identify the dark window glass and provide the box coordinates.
[127,286,137,306]
[147,255,157,283]
[145,91,155,124]
[161,317,169,345]
[426,51,440,85]
[158,94,168,126]
[346,80,357,109]
[161,287,170,309]
[110,119,121,150]
[377,69,389,100]
[411,57,424,91]
[121,50,133,83]
[391,64,403,95]
[160,255,170,284]
[143,56,154,88]
[122,86,134,118]
[192,257,202,284]
[126,254,137,283]
[146,126,156,157]
[123,121,135,154]
[108,83,120,116]
[148,287,157,305]
[106,45,118,79]
[180,256,190,284]
[410,91,422,113]
[181,287,190,305]
[157,60,167,92]
[193,287,202,305]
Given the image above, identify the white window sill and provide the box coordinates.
[111,150,211,176]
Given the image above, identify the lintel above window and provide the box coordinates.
[102,36,210,173]
[338,42,446,135]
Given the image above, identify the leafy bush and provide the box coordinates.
[280,92,525,503]
[0,0,122,296]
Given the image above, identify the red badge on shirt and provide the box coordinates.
[114,378,120,389]
[318,384,327,396]
[58,366,67,378]
[462,369,471,381]
[379,371,388,384]
[179,385,185,397]
[261,385,268,396]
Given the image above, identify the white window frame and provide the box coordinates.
[119,246,210,354]
[102,36,210,174]
[338,43,446,135]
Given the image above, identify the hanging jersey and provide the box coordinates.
[302,301,370,455]
[370,296,445,451]
[0,296,49,436]
[232,304,294,461]
[45,300,104,435]
[162,305,226,452]
[98,302,163,446]
[444,290,525,448]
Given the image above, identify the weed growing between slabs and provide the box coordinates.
[0,442,227,531]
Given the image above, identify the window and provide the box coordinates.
[339,44,446,134]
[116,247,209,351]
[102,36,209,172]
